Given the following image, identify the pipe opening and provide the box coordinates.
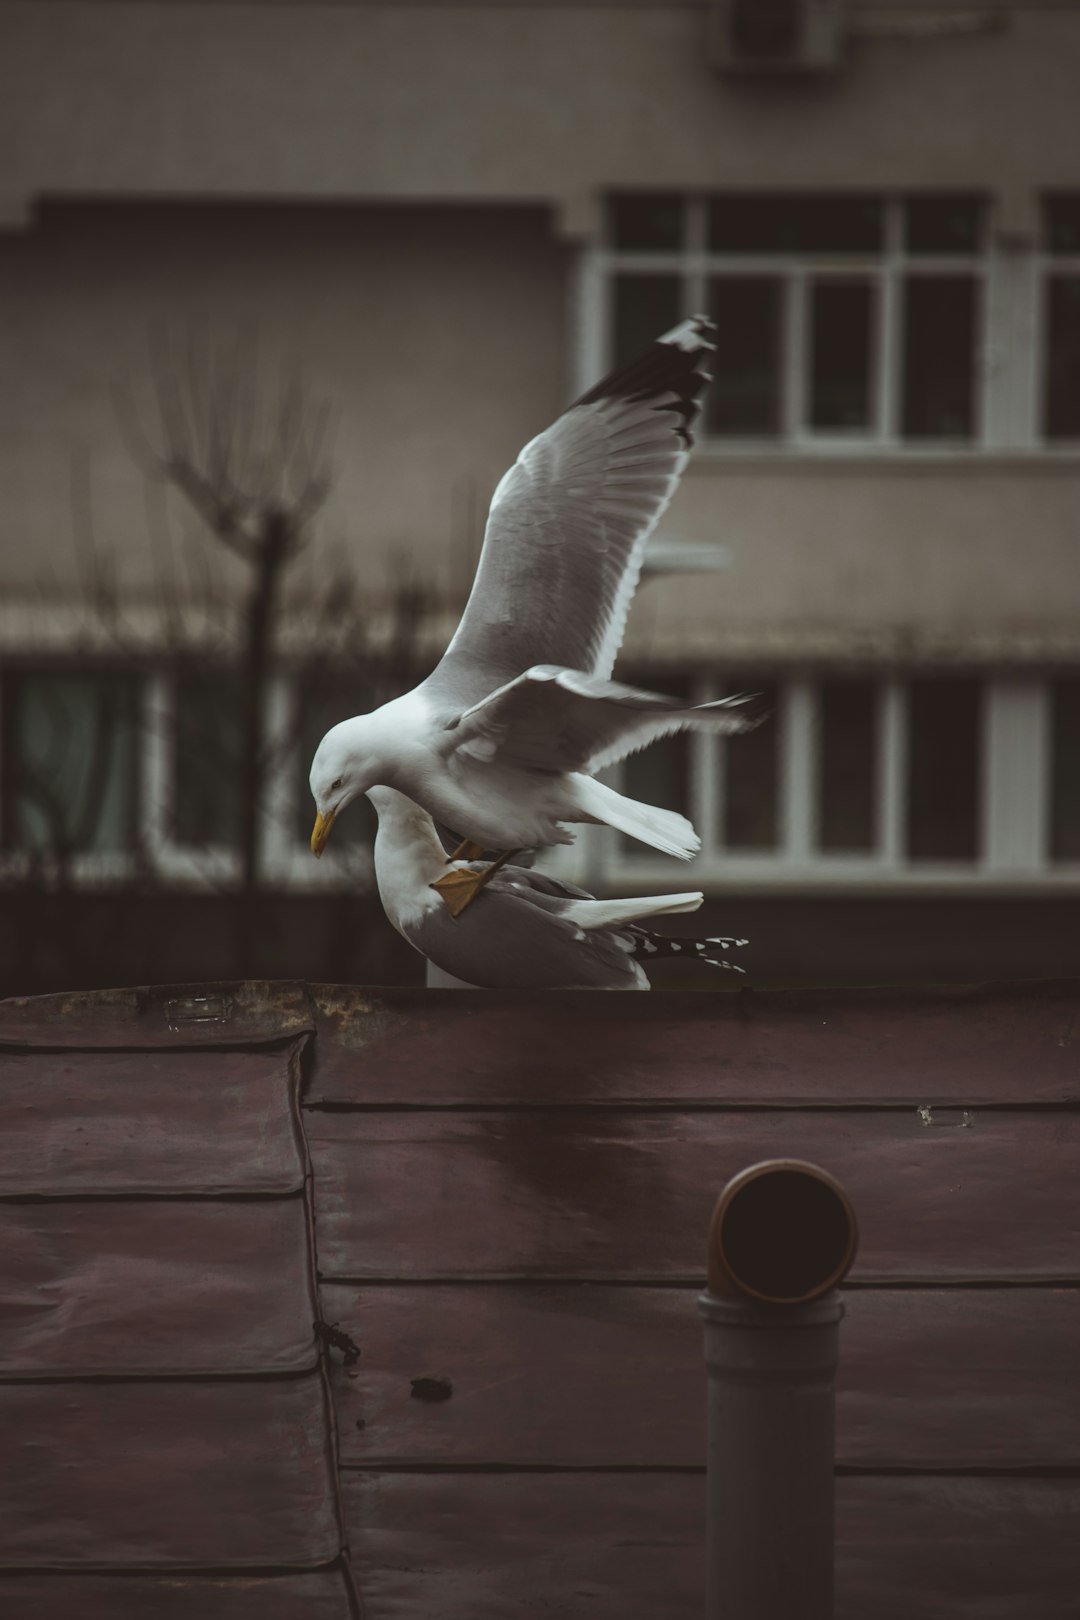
[711,1161,857,1304]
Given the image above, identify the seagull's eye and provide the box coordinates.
[331,777,344,792]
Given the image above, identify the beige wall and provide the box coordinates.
[3,3,1079,235]
[627,455,1080,664]
[0,201,567,613]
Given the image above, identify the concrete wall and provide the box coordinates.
[0,200,567,612]
[624,454,1080,664]
[3,3,1078,234]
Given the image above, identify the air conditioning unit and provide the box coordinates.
[709,0,848,75]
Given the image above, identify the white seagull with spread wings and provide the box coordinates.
[310,316,756,913]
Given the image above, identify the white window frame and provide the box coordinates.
[592,192,1040,455]
[1035,211,1080,449]
[140,670,374,891]
[594,671,1080,893]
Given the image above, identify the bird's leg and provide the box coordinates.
[430,847,521,919]
[448,838,487,861]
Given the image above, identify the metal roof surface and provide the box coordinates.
[0,994,355,1618]
[1,978,1077,1618]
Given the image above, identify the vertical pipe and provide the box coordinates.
[700,1293,843,1620]
[699,1161,858,1620]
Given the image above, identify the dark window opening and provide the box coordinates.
[901,276,978,440]
[818,680,877,852]
[722,675,779,850]
[173,672,244,848]
[707,276,783,436]
[729,0,803,61]
[611,274,681,370]
[3,670,139,856]
[1043,276,1080,440]
[906,678,981,861]
[903,195,983,255]
[607,194,685,253]
[1050,679,1080,862]
[1044,194,1080,256]
[707,194,883,256]
[809,279,875,431]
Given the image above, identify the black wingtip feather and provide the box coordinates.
[632,927,748,973]
[571,315,717,448]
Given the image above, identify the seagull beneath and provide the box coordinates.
[310,315,758,911]
[368,787,747,991]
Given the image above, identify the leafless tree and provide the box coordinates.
[115,326,336,898]
[2,329,466,995]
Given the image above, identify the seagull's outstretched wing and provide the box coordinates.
[445,665,759,775]
[422,317,716,714]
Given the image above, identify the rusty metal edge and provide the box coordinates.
[3,976,1076,1056]
[0,981,317,1051]
[293,1032,364,1620]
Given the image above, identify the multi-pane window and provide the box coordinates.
[0,664,1076,885]
[604,192,986,447]
[607,671,1080,875]
[1,670,139,856]
[1041,195,1080,442]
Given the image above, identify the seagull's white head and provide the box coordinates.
[309,716,381,857]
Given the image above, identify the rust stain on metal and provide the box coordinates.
[0,980,314,1049]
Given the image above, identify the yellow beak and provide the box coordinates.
[310,808,337,857]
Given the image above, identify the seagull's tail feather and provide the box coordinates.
[558,891,704,931]
[570,775,700,860]
[632,930,749,973]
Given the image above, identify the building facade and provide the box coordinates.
[1,0,1078,988]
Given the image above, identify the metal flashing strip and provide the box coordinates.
[0,998,358,1614]
[0,1041,309,1197]
[0,981,316,1051]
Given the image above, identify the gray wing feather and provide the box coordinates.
[480,865,598,904]
[448,665,759,774]
[421,320,716,713]
[407,885,644,990]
